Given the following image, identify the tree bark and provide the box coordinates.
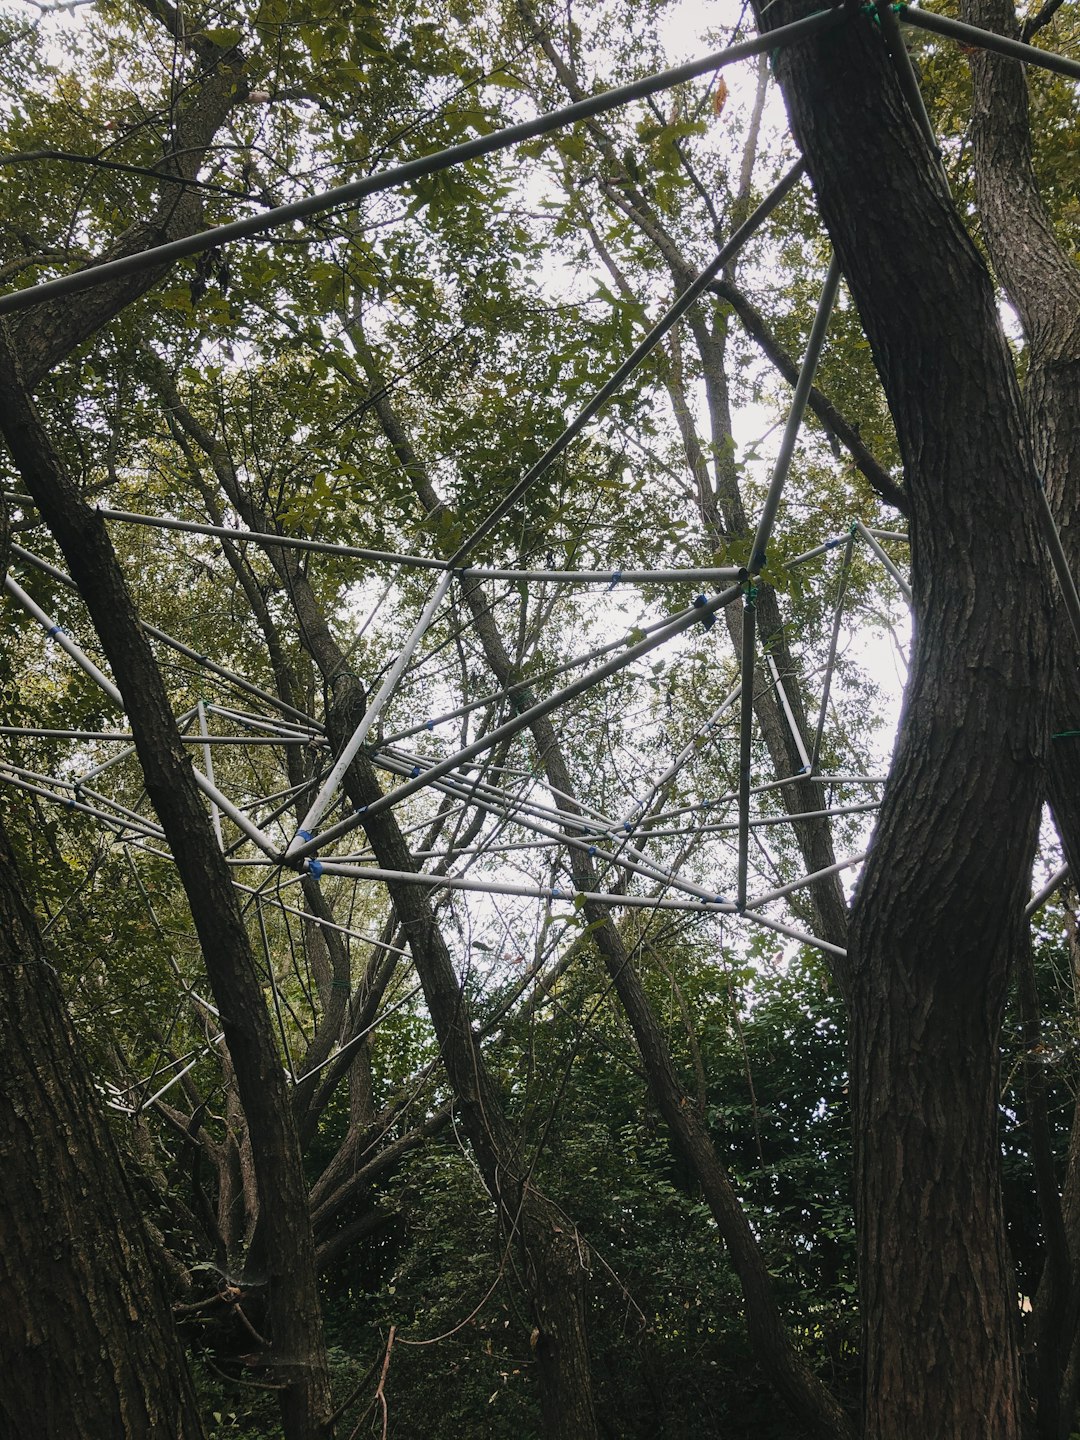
[0,816,207,1440]
[755,3,1052,1436]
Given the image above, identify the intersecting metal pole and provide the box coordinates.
[749,254,842,574]
[811,528,855,772]
[737,587,757,912]
[288,568,454,855]
[289,583,744,862]
[5,572,279,856]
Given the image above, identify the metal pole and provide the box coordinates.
[853,518,912,603]
[896,3,1080,81]
[749,255,842,573]
[450,163,806,565]
[288,568,454,852]
[0,13,844,316]
[198,700,224,851]
[765,651,812,773]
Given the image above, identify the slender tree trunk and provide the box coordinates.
[0,341,333,1440]
[152,375,600,1438]
[0,817,207,1440]
[755,3,1052,1435]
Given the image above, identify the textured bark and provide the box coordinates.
[0,818,207,1440]
[0,345,333,1440]
[756,4,1052,1436]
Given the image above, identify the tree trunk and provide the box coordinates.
[0,343,334,1440]
[0,817,207,1440]
[756,3,1052,1435]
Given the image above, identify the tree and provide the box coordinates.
[0,815,207,1440]
[0,0,1077,1436]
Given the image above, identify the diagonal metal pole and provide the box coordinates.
[896,3,1080,81]
[450,162,806,566]
[749,254,842,574]
[287,568,454,855]
[0,13,844,317]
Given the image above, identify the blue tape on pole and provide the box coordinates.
[607,570,622,591]
[693,594,715,630]
[426,719,435,730]
[298,829,313,842]
[48,624,64,637]
[410,765,420,778]
[308,859,323,879]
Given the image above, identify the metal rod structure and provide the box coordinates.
[449,163,806,566]
[811,529,855,772]
[87,505,745,586]
[1026,863,1070,918]
[231,880,412,957]
[289,582,744,861]
[896,3,1080,81]
[0,12,844,318]
[621,682,743,828]
[289,570,455,853]
[292,985,425,1085]
[749,254,842,574]
[374,751,735,910]
[0,768,166,841]
[198,700,224,851]
[6,566,281,857]
[313,856,845,958]
[745,852,867,909]
[12,543,322,729]
[853,519,913,603]
[784,534,851,569]
[737,589,757,910]
[382,605,694,747]
[5,573,122,705]
[765,652,812,773]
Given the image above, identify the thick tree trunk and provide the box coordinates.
[0,817,207,1440]
[0,344,333,1440]
[957,3,1080,1430]
[755,3,1052,1436]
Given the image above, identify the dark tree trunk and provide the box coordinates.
[754,3,1053,1436]
[0,817,207,1440]
[0,345,333,1440]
